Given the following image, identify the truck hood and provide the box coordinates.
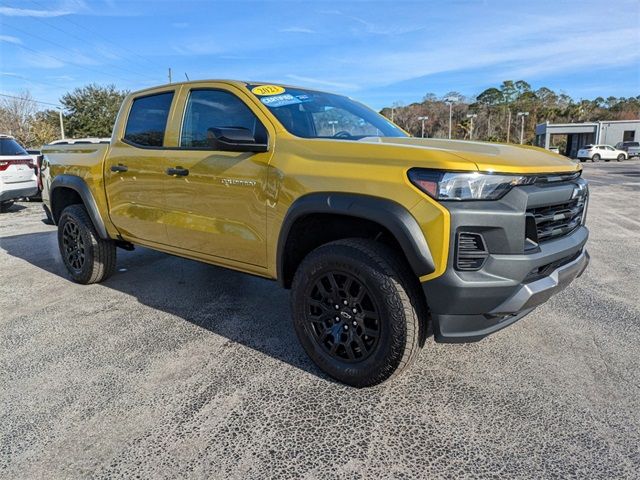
[360,137,581,174]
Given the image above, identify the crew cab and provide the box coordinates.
[42,80,589,386]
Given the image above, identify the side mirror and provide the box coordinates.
[208,127,268,153]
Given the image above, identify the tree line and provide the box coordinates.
[380,80,640,146]
[1,80,638,149]
[0,84,127,148]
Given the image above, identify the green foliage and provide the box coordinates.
[382,80,640,143]
[61,84,128,138]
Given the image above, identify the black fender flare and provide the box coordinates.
[276,192,435,283]
[50,175,109,239]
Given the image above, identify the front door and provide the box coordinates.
[163,87,273,267]
[105,90,176,244]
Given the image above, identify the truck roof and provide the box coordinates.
[128,79,329,97]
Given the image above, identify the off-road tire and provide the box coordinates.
[57,204,116,284]
[592,154,600,162]
[0,201,14,213]
[291,238,426,387]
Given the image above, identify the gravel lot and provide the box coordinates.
[1,159,639,479]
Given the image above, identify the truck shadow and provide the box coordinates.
[0,230,329,382]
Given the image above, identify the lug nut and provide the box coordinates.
[343,300,348,305]
[335,316,340,322]
[343,325,349,330]
[352,308,357,313]
[352,321,357,326]
[335,304,340,309]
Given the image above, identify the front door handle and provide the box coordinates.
[166,167,189,177]
[110,164,128,173]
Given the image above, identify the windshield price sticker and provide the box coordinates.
[251,85,286,96]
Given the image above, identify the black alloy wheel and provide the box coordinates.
[62,219,86,273]
[305,271,380,362]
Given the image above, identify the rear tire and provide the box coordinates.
[592,154,600,162]
[617,154,625,162]
[291,238,426,387]
[0,201,14,213]
[57,204,116,284]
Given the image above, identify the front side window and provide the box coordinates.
[181,89,267,148]
[124,92,174,147]
[247,85,407,140]
[0,138,28,156]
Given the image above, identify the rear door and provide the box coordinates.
[104,90,176,244]
[162,84,274,267]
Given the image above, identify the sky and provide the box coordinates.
[0,0,639,111]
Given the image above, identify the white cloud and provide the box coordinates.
[0,34,22,44]
[0,0,86,17]
[285,75,358,91]
[279,27,316,34]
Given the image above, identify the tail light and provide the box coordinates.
[0,159,34,171]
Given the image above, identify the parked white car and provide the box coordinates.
[0,134,39,212]
[576,144,627,162]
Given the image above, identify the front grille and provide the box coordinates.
[527,196,586,243]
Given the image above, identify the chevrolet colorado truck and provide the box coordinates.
[42,80,589,387]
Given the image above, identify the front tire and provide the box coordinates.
[617,154,625,162]
[291,239,425,387]
[57,204,116,284]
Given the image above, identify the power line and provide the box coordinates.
[4,24,159,82]
[28,0,166,73]
[0,92,61,108]
[6,41,149,86]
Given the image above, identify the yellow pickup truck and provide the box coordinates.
[42,80,589,386]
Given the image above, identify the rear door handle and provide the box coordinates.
[166,167,189,177]
[110,164,128,173]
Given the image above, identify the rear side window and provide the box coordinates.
[124,92,174,147]
[180,89,267,148]
[0,138,28,156]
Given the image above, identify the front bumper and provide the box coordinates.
[422,177,589,342]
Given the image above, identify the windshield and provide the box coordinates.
[247,85,407,140]
[0,138,28,156]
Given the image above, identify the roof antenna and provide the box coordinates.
[185,72,190,81]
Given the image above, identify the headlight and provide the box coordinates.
[408,169,536,201]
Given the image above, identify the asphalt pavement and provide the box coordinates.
[1,159,639,479]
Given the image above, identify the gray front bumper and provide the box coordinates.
[490,249,589,315]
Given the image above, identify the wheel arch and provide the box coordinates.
[50,175,109,239]
[276,192,435,288]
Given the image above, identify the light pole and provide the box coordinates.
[417,116,428,138]
[466,113,477,140]
[444,96,458,139]
[517,112,529,144]
[328,120,338,136]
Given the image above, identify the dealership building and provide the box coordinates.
[535,119,640,158]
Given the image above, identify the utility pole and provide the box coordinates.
[168,68,172,84]
[58,110,65,139]
[417,116,428,138]
[517,112,529,144]
[328,120,338,135]
[466,113,477,140]
[391,107,395,122]
[445,96,458,139]
[506,109,512,143]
